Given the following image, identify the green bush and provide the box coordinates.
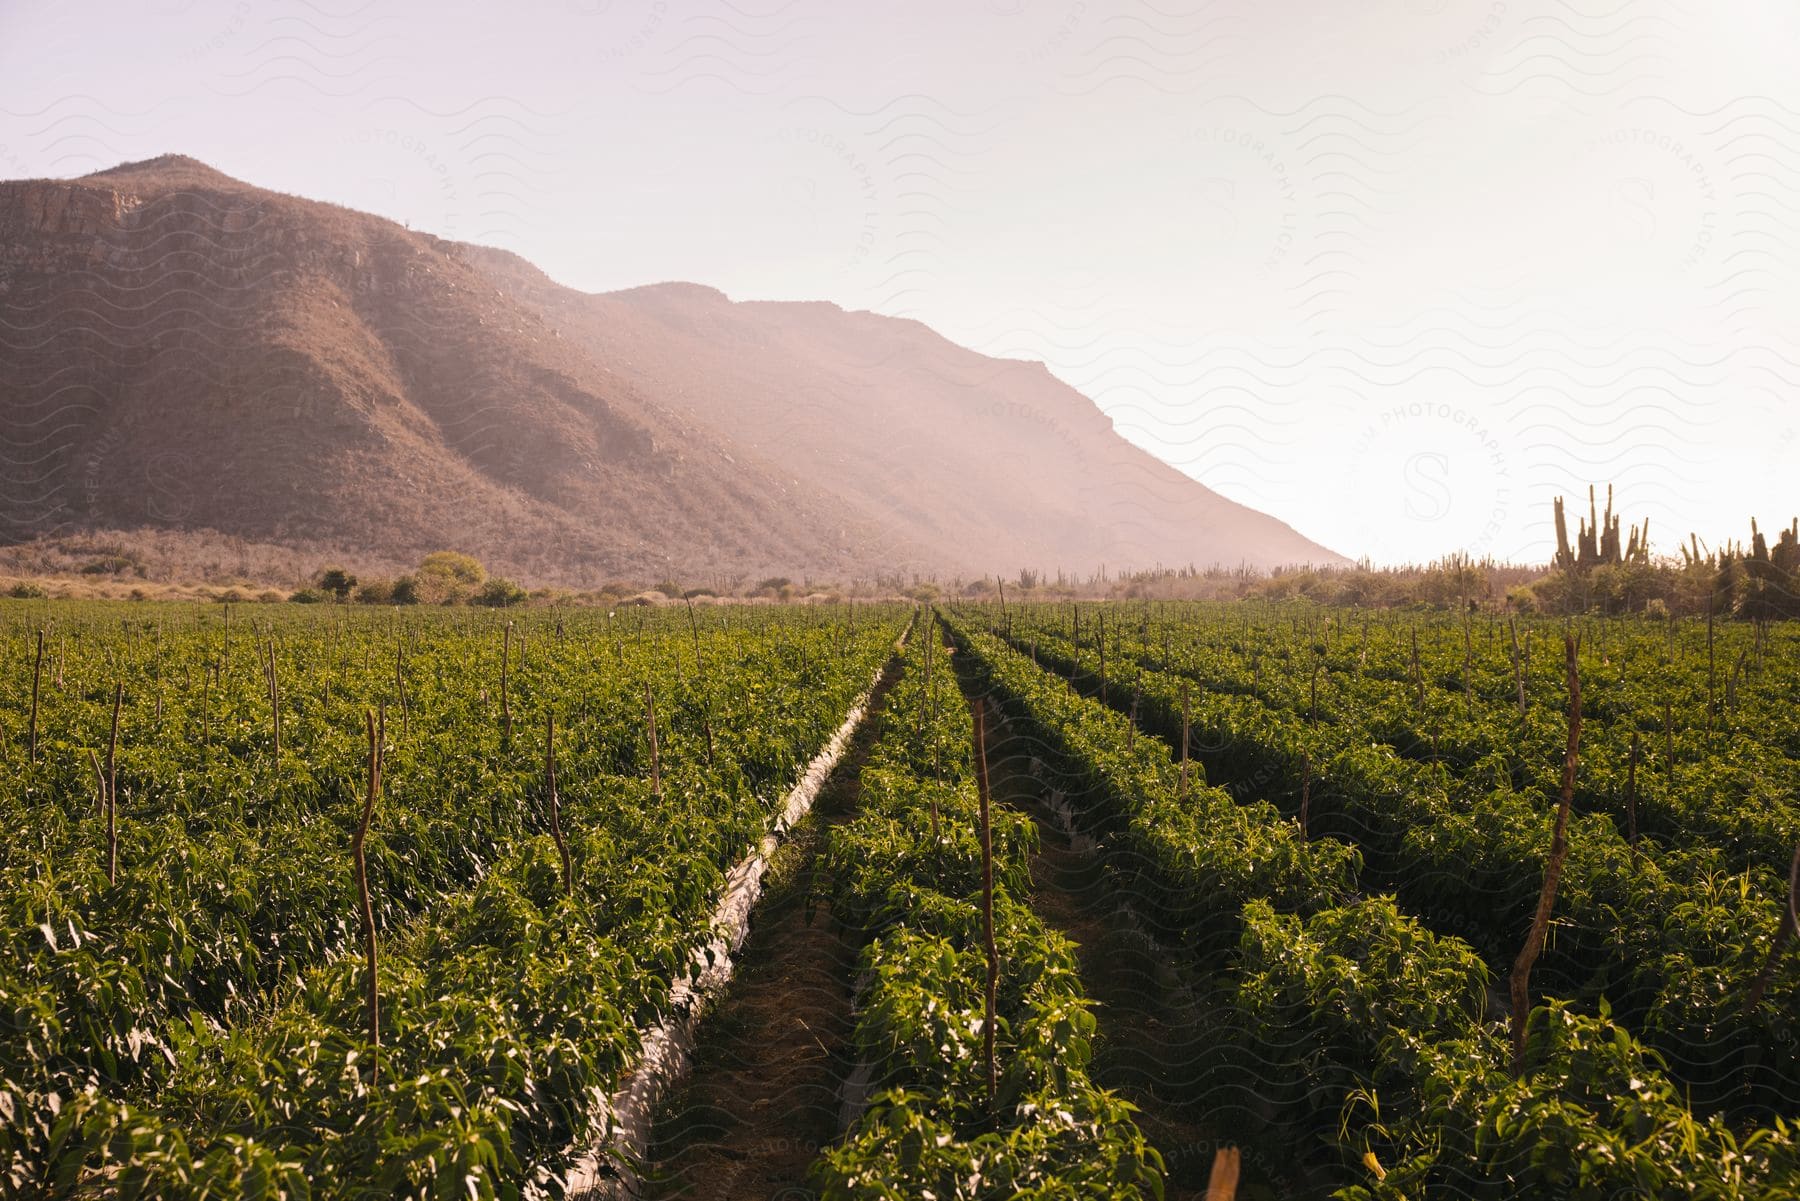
[474,578,527,607]
[313,566,356,601]
[415,552,485,604]
[353,579,395,605]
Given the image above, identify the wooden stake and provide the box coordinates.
[1509,619,1526,719]
[395,644,411,737]
[645,682,662,798]
[685,596,704,675]
[1706,598,1716,734]
[918,621,932,745]
[1509,633,1582,1075]
[265,639,281,761]
[974,697,999,1116]
[354,709,384,1078]
[1098,610,1107,703]
[1205,1147,1241,1201]
[105,683,122,885]
[500,621,514,750]
[28,629,43,762]
[928,672,942,842]
[546,711,571,895]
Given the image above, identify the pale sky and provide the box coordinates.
[3,0,1796,565]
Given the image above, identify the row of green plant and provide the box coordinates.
[808,622,1166,1199]
[941,613,1800,1197]
[1080,602,1800,875]
[981,605,1800,1117]
[3,601,904,1198]
[1023,600,1800,925]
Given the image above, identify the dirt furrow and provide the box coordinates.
[641,667,901,1201]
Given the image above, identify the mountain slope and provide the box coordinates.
[0,155,926,584]
[0,156,1341,585]
[466,249,1344,574]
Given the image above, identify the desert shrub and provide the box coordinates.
[353,579,395,605]
[289,588,327,604]
[7,581,47,599]
[652,580,682,598]
[416,552,485,603]
[257,590,285,604]
[215,588,248,604]
[474,577,527,607]
[314,566,357,601]
[391,575,420,605]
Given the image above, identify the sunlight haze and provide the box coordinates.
[3,0,1794,565]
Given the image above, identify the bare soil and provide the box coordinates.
[641,666,900,1201]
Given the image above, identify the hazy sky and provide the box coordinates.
[3,1,1796,565]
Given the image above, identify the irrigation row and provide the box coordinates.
[566,626,907,1198]
[612,612,1246,1199]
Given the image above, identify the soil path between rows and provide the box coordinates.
[978,715,1260,1200]
[642,661,902,1201]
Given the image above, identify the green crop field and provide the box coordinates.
[947,599,1800,1198]
[3,598,1796,1199]
[1,600,902,1197]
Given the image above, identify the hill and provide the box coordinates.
[0,155,1342,586]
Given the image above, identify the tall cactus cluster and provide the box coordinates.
[1552,485,1651,572]
[1549,486,1800,619]
[1681,516,1800,620]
